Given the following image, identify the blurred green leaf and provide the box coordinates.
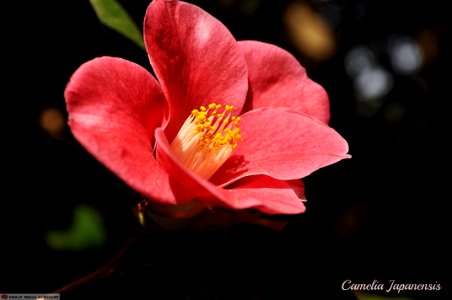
[89,0,145,50]
[239,0,261,15]
[355,292,414,300]
[46,204,106,251]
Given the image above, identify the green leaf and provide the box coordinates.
[46,204,107,251]
[355,292,415,300]
[89,0,145,50]
[239,0,261,15]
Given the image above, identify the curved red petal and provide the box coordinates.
[211,107,350,185]
[64,57,177,204]
[154,128,226,205]
[226,176,306,214]
[144,0,248,141]
[287,179,306,201]
[154,129,306,214]
[238,40,330,123]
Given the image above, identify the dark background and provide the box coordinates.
[2,0,450,299]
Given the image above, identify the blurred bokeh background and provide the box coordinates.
[2,0,450,299]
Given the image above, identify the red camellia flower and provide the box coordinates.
[64,0,350,218]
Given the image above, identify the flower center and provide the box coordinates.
[170,103,242,180]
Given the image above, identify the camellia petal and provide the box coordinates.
[154,129,303,214]
[65,57,177,204]
[286,179,306,200]
[144,0,249,141]
[154,127,222,204]
[225,176,306,214]
[238,40,330,123]
[211,107,350,185]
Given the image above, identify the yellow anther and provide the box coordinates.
[196,115,206,122]
[170,102,242,180]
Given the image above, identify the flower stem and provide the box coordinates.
[52,235,139,295]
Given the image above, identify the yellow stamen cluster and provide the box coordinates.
[170,103,242,180]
